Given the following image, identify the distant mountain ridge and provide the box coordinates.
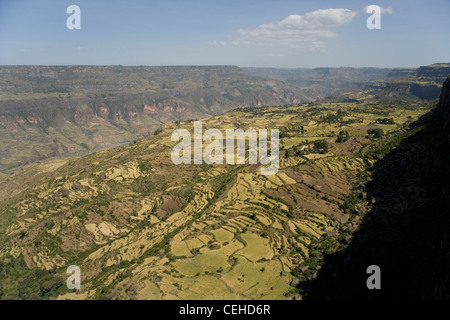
[366,63,450,100]
[242,67,392,99]
[0,65,310,171]
[244,64,450,101]
[318,63,450,102]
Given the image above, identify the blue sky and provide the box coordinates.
[0,0,448,67]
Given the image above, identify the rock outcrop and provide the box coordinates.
[370,64,450,100]
[437,77,450,133]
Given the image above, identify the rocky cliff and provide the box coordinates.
[368,63,450,100]
[437,77,450,133]
[418,64,450,80]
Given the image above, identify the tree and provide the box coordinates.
[336,130,350,143]
[374,128,384,138]
[376,118,394,124]
[285,148,295,158]
[314,140,329,154]
[368,128,384,138]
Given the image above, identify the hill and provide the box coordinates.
[0,82,435,299]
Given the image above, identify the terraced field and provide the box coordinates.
[0,99,431,300]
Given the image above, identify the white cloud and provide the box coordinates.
[381,7,395,15]
[364,5,395,16]
[208,40,226,46]
[231,8,359,49]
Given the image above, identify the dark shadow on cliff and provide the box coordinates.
[302,107,450,299]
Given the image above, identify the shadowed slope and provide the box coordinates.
[304,78,450,299]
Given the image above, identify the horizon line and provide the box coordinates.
[1,64,446,69]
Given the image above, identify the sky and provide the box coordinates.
[0,0,448,68]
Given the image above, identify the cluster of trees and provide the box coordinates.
[367,128,384,138]
[336,130,350,143]
[0,256,64,299]
[279,124,307,138]
[284,139,330,158]
[318,109,351,125]
[375,118,395,124]
[284,145,302,158]
[313,140,329,154]
[318,113,342,124]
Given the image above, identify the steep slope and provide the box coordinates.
[303,77,450,299]
[437,77,450,135]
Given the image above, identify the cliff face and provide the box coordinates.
[386,68,417,78]
[418,65,450,79]
[305,77,450,300]
[437,77,450,133]
[369,64,450,100]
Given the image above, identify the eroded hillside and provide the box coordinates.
[0,66,310,171]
